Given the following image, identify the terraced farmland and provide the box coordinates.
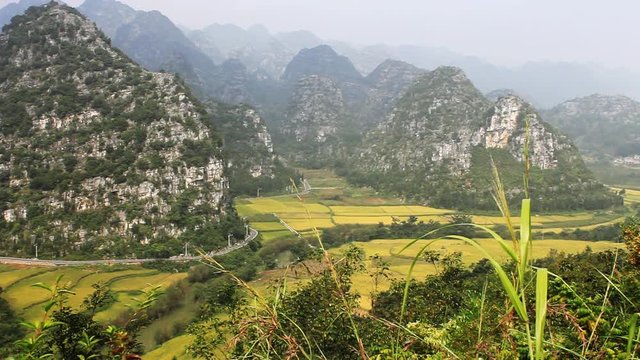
[0,265,189,357]
[237,169,632,244]
[0,266,185,322]
[621,188,640,205]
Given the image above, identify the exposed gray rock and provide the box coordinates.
[361,59,425,127]
[0,3,227,253]
[349,67,616,210]
[283,75,346,143]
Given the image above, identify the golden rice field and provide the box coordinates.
[238,169,632,243]
[243,169,630,310]
[0,265,189,356]
[618,187,640,205]
[0,266,186,322]
[144,334,195,360]
[330,238,624,309]
[239,192,628,243]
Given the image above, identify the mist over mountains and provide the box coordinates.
[0,2,639,359]
[0,0,633,214]
[3,0,638,109]
[178,14,640,109]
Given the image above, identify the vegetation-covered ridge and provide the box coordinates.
[545,94,640,163]
[0,2,239,259]
[209,101,300,197]
[341,67,621,211]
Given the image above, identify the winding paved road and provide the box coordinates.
[0,228,258,267]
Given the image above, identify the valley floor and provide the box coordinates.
[1,168,634,358]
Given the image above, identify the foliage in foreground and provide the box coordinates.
[189,155,640,358]
[189,219,640,359]
[6,277,161,359]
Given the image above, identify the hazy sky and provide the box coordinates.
[2,0,639,70]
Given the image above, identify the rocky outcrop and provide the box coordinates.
[209,101,297,196]
[0,3,228,255]
[349,67,618,210]
[275,51,423,164]
[485,88,524,102]
[486,96,576,169]
[211,103,275,177]
[358,66,492,173]
[282,75,346,143]
[280,45,369,121]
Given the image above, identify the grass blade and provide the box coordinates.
[627,313,638,357]
[535,268,548,360]
[445,235,528,321]
[519,198,532,286]
[594,268,636,307]
[490,159,516,244]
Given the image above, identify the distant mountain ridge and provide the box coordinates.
[3,0,639,107]
[77,0,230,100]
[0,0,47,27]
[544,94,640,162]
[0,0,626,215]
[181,21,640,108]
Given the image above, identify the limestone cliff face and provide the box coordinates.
[0,3,227,255]
[485,96,576,169]
[358,66,492,174]
[209,101,296,196]
[282,45,368,111]
[282,75,346,143]
[276,51,429,166]
[350,67,617,210]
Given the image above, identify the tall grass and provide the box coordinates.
[396,123,551,359]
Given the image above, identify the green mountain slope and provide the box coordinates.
[343,67,621,211]
[0,3,234,258]
[544,94,640,162]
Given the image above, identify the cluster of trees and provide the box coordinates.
[186,214,640,359]
[321,214,478,249]
[336,147,624,212]
[321,212,630,250]
[0,288,24,358]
